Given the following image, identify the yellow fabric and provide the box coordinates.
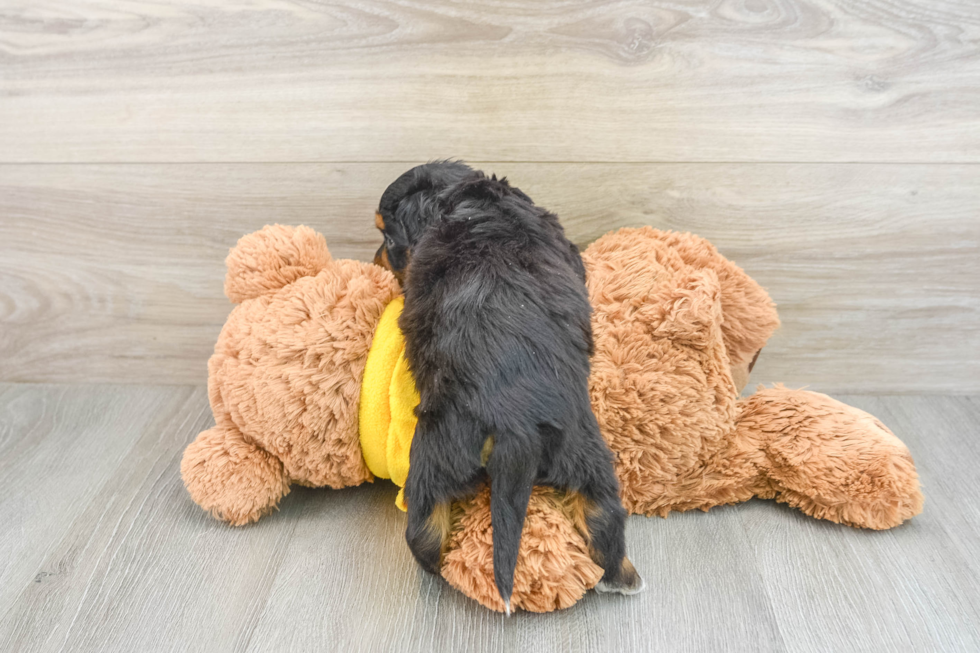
[358,296,419,511]
[359,297,402,479]
[388,353,419,510]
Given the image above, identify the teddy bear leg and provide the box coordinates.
[737,386,923,530]
[181,422,290,526]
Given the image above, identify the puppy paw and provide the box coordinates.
[419,553,443,577]
[595,557,645,595]
[596,574,645,596]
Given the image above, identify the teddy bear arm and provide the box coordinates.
[736,386,924,529]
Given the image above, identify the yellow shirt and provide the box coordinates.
[358,296,419,511]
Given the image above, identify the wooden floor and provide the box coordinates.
[0,383,977,652]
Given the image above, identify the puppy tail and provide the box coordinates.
[486,434,537,615]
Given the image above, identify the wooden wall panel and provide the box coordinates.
[2,0,977,391]
[1,162,976,391]
[1,0,979,163]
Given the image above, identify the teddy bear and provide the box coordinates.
[181,223,923,613]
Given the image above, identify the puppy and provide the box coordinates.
[376,162,642,613]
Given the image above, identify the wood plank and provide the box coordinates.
[0,384,306,653]
[0,382,784,653]
[2,1,979,163]
[1,162,976,391]
[0,384,199,613]
[4,386,978,651]
[852,396,980,569]
[737,394,980,652]
[241,486,785,653]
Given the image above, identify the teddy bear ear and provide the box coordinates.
[652,230,779,366]
[654,269,724,347]
[223,224,333,303]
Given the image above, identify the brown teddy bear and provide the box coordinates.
[181,224,923,613]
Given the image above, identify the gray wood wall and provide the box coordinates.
[1,1,978,393]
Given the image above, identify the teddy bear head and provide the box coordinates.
[208,225,401,499]
[581,227,779,515]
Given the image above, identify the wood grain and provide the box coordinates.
[1,0,979,163]
[241,484,785,653]
[1,162,977,392]
[1,385,978,652]
[739,395,980,653]
[0,385,204,617]
[857,396,980,569]
[0,383,304,653]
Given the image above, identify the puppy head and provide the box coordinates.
[375,160,475,281]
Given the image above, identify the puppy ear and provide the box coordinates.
[437,172,497,214]
[654,269,723,347]
[397,190,443,240]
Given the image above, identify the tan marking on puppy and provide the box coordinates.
[596,557,645,595]
[560,490,605,562]
[617,557,642,591]
[560,489,642,593]
[378,247,392,272]
[480,435,495,467]
[427,501,453,563]
[375,212,385,230]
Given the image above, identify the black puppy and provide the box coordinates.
[376,162,642,613]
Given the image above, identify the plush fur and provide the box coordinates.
[181,223,923,612]
[182,225,400,525]
[384,170,638,609]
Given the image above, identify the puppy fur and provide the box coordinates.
[374,161,476,282]
[376,162,641,610]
